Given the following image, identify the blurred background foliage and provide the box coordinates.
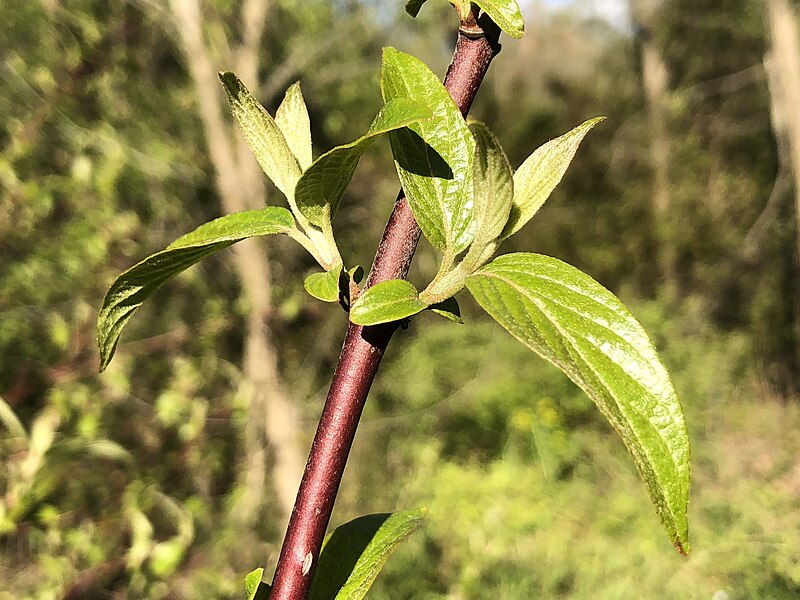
[1,0,799,598]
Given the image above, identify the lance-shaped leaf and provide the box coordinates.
[97,207,296,372]
[219,72,302,203]
[502,117,604,239]
[464,121,514,267]
[276,82,313,171]
[304,264,344,303]
[474,0,525,38]
[349,279,427,326]
[295,98,431,227]
[309,510,425,600]
[465,253,690,554]
[381,47,476,254]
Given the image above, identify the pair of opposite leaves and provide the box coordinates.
[96,48,690,555]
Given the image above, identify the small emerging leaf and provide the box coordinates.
[304,264,344,303]
[429,296,464,324]
[466,253,690,554]
[474,0,525,38]
[245,568,270,600]
[464,121,513,267]
[276,82,313,171]
[502,117,604,239]
[97,207,295,371]
[382,47,476,254]
[309,509,425,600]
[219,72,302,203]
[349,279,427,326]
[295,97,431,227]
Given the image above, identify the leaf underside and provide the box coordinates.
[309,509,425,600]
[466,252,690,554]
[218,71,302,202]
[276,81,313,171]
[97,207,295,371]
[473,0,525,38]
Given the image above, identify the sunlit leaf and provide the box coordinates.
[304,264,344,303]
[219,71,302,203]
[474,0,525,38]
[276,82,313,171]
[295,98,431,226]
[464,121,513,266]
[349,279,427,326]
[502,117,604,239]
[309,509,425,600]
[381,47,475,254]
[466,253,690,554]
[97,207,295,371]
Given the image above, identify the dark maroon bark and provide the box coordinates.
[268,17,501,600]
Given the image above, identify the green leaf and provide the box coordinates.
[295,98,431,227]
[429,296,464,324]
[502,117,604,239]
[465,253,690,554]
[348,265,365,285]
[381,47,475,254]
[0,395,27,441]
[245,568,271,600]
[97,207,296,371]
[464,121,513,267]
[304,264,344,303]
[276,82,313,171]
[349,279,428,326]
[219,72,302,203]
[309,509,425,600]
[474,0,525,38]
[405,0,428,17]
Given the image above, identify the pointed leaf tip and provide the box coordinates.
[502,117,605,239]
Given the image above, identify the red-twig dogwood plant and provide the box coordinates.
[97,1,690,598]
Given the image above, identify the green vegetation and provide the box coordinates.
[2,0,799,598]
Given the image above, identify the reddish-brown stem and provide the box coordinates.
[268,17,501,600]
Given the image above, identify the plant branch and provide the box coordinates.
[267,15,501,600]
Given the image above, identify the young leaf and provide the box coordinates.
[295,98,431,227]
[276,82,313,171]
[429,296,464,324]
[463,121,513,267]
[245,568,271,600]
[304,264,344,303]
[219,72,302,203]
[381,47,476,254]
[349,279,428,326]
[465,253,690,554]
[501,117,604,239]
[309,509,425,600]
[474,0,525,39]
[97,207,296,372]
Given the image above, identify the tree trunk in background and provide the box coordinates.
[631,0,677,293]
[765,0,800,263]
[764,0,800,391]
[169,0,304,525]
